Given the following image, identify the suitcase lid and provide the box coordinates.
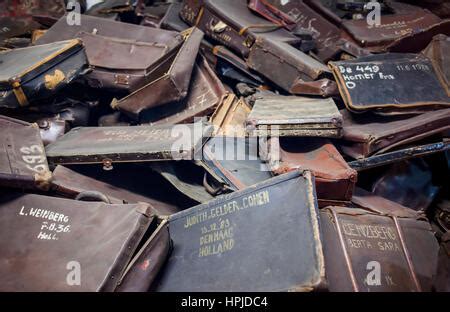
[0,39,83,89]
[45,123,213,166]
[330,53,450,113]
[156,170,325,292]
[0,193,155,292]
[0,115,52,190]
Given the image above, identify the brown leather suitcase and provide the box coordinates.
[330,53,450,114]
[110,28,204,120]
[0,193,168,292]
[321,203,440,292]
[0,115,52,191]
[246,93,343,138]
[338,109,450,159]
[261,137,357,203]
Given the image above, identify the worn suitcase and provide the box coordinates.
[330,53,450,114]
[246,94,343,138]
[321,204,440,292]
[111,28,204,120]
[51,165,181,215]
[423,34,450,92]
[261,137,357,203]
[0,40,88,108]
[45,123,213,167]
[0,115,52,191]
[0,193,168,292]
[338,108,450,159]
[155,171,326,292]
[210,95,252,137]
[159,2,191,32]
[180,0,332,96]
[146,56,228,126]
[201,136,273,192]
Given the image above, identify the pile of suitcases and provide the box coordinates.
[0,0,449,292]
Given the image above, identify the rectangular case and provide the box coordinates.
[0,39,87,108]
[155,171,326,292]
[423,34,450,94]
[246,93,343,138]
[330,53,450,114]
[0,115,52,191]
[45,123,213,167]
[0,193,158,292]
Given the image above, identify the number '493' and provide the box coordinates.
[20,145,47,174]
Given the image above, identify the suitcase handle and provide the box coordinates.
[75,191,112,204]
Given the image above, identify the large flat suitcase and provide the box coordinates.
[261,137,357,203]
[0,115,52,191]
[338,109,450,159]
[330,53,450,114]
[321,204,440,292]
[0,40,87,108]
[155,171,326,292]
[0,193,167,292]
[246,93,342,138]
[45,123,213,167]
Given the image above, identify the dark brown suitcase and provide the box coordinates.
[159,2,191,32]
[423,34,450,92]
[147,56,228,126]
[261,137,357,203]
[0,115,52,191]
[330,53,450,114]
[0,193,162,292]
[246,93,343,138]
[155,171,326,292]
[45,123,213,167]
[338,108,450,159]
[0,40,88,108]
[321,204,440,292]
[110,28,204,120]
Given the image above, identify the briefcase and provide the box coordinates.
[0,115,52,191]
[147,56,228,126]
[111,28,204,120]
[246,94,343,138]
[0,40,88,108]
[330,53,450,114]
[0,193,165,292]
[155,171,326,292]
[321,205,440,292]
[337,109,450,159]
[261,137,357,203]
[45,123,213,167]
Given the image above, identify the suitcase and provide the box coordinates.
[110,28,204,120]
[0,40,88,108]
[321,204,440,292]
[246,93,343,138]
[423,34,450,92]
[45,123,213,167]
[330,53,450,114]
[155,171,326,292]
[51,165,182,216]
[210,95,252,137]
[0,115,52,191]
[0,193,168,292]
[338,108,450,159]
[261,137,357,203]
[146,56,228,126]
[159,2,191,32]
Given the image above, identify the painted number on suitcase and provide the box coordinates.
[20,145,48,174]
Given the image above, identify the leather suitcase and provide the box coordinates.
[201,136,273,192]
[0,193,166,292]
[321,204,440,292]
[338,109,450,159]
[180,0,332,96]
[0,40,88,108]
[261,137,357,202]
[423,34,450,93]
[51,165,181,216]
[111,28,204,120]
[146,56,228,126]
[45,123,213,167]
[0,115,52,191]
[159,2,191,32]
[246,93,343,138]
[330,53,450,114]
[155,171,326,292]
